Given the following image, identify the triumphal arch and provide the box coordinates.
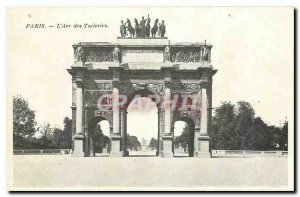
[68,36,217,157]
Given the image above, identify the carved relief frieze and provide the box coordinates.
[85,90,112,106]
[85,49,114,62]
[172,82,201,91]
[170,46,211,63]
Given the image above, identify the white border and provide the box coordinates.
[2,0,298,196]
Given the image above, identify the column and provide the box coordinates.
[197,81,210,157]
[110,83,123,157]
[162,81,173,157]
[157,109,161,156]
[120,109,128,156]
[72,79,85,157]
[84,108,89,156]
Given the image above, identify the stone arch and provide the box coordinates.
[125,87,161,156]
[125,87,163,109]
[173,116,195,157]
[88,116,112,156]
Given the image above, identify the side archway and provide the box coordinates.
[88,116,112,156]
[173,116,195,157]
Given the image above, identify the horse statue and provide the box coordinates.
[134,18,141,38]
[151,19,159,37]
[126,19,135,37]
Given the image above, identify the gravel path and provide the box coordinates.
[11,155,290,191]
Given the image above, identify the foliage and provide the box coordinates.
[148,138,158,150]
[274,121,288,151]
[92,125,110,153]
[210,102,237,150]
[210,101,288,151]
[13,95,37,149]
[174,126,189,149]
[61,117,72,149]
[235,101,255,149]
[126,134,141,151]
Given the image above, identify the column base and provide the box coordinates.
[195,152,211,158]
[196,135,211,158]
[156,150,160,156]
[72,151,85,157]
[110,134,123,157]
[124,150,129,157]
[72,134,85,157]
[161,135,173,158]
[109,151,124,157]
[162,152,174,158]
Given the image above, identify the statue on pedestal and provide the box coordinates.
[75,46,84,62]
[202,44,209,61]
[121,16,166,38]
[113,45,120,62]
[165,42,171,62]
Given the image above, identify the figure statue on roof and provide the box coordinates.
[126,19,135,38]
[151,19,159,37]
[146,15,151,38]
[75,46,84,62]
[140,16,146,38]
[120,20,126,37]
[159,20,166,37]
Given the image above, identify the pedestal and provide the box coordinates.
[72,135,84,157]
[162,135,173,157]
[110,134,123,157]
[196,135,211,158]
[124,150,129,157]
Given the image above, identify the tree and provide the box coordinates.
[148,138,158,150]
[92,124,110,153]
[210,101,285,151]
[174,125,189,149]
[61,117,72,149]
[235,101,255,149]
[246,117,273,150]
[275,121,288,151]
[37,123,55,148]
[13,95,37,149]
[210,102,238,150]
[51,128,64,148]
[126,134,141,151]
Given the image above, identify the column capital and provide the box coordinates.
[75,78,83,88]
[112,80,120,88]
[200,81,208,89]
[164,81,172,89]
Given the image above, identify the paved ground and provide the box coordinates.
[11,155,290,191]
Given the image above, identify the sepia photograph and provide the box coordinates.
[6,6,294,191]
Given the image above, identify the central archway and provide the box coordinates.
[125,89,161,157]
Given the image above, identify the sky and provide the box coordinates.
[7,7,294,142]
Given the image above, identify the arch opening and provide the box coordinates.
[88,116,111,157]
[173,117,195,157]
[126,89,159,157]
